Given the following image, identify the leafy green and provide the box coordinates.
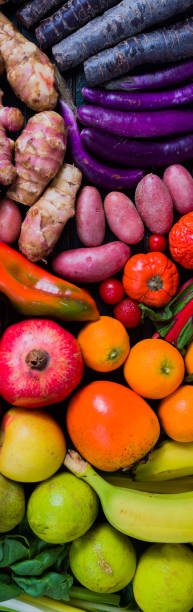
[0,572,21,601]
[11,546,63,576]
[0,535,29,567]
[0,531,72,603]
[12,571,73,600]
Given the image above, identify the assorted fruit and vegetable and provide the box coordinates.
[3,3,193,612]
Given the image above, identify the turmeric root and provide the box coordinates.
[19,163,82,261]
[7,111,67,206]
[0,12,58,111]
[0,90,24,186]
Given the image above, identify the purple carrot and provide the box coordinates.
[82,82,193,111]
[84,16,193,87]
[78,105,193,139]
[35,0,119,49]
[17,0,65,29]
[53,0,193,73]
[105,59,193,91]
[81,128,193,168]
[59,99,144,190]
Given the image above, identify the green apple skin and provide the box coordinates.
[133,543,193,612]
[70,522,136,593]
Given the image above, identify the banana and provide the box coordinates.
[64,450,193,544]
[132,440,193,481]
[104,474,193,494]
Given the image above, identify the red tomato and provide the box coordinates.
[99,278,124,304]
[148,234,167,252]
[113,298,141,328]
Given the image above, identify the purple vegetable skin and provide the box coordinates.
[78,105,193,138]
[81,128,193,168]
[105,59,193,91]
[82,83,193,111]
[59,99,144,190]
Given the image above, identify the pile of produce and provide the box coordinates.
[2,3,193,612]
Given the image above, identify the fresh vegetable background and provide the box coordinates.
[2,2,193,612]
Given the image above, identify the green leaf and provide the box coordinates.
[0,571,21,601]
[12,570,73,600]
[53,545,70,573]
[11,546,64,576]
[140,303,173,323]
[176,317,193,350]
[0,536,29,568]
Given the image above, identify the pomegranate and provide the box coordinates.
[0,319,83,407]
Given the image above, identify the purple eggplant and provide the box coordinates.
[59,99,144,190]
[82,83,193,111]
[81,128,193,167]
[105,59,193,91]
[78,105,193,139]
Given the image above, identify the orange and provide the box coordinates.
[184,341,193,374]
[158,385,193,442]
[66,380,160,471]
[77,316,130,372]
[124,338,185,400]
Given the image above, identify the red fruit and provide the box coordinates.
[148,234,167,252]
[99,278,124,304]
[0,319,83,408]
[113,298,141,328]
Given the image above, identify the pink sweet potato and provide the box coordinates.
[104,191,144,244]
[0,197,22,243]
[76,186,105,246]
[52,241,130,283]
[163,164,193,214]
[135,173,173,234]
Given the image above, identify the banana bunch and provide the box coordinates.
[65,450,193,544]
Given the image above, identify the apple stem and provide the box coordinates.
[25,349,49,370]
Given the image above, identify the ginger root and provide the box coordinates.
[0,12,58,111]
[19,163,82,262]
[7,111,67,206]
[0,89,24,186]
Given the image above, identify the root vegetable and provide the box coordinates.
[84,16,193,86]
[0,90,24,186]
[52,0,193,72]
[76,186,105,247]
[104,192,144,244]
[19,164,82,262]
[135,174,173,235]
[0,198,22,244]
[52,241,131,283]
[7,111,67,206]
[0,12,58,111]
[163,165,193,215]
[35,0,120,49]
[17,0,66,29]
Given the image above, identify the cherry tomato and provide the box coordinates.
[148,234,167,252]
[99,278,124,304]
[113,298,142,328]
